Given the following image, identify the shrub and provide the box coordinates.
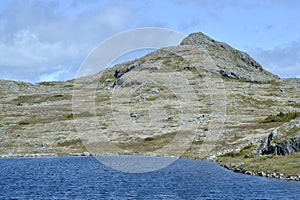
[262,112,300,123]
[57,138,83,147]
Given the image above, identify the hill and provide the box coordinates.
[0,32,299,180]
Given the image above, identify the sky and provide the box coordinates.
[0,0,300,83]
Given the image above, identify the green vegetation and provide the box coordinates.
[191,140,204,145]
[57,138,83,147]
[18,121,31,125]
[37,81,60,86]
[98,72,117,84]
[161,53,185,67]
[218,142,300,176]
[17,117,43,125]
[263,79,281,86]
[231,94,279,109]
[116,132,177,152]
[218,152,300,176]
[219,145,256,159]
[145,95,159,101]
[63,112,95,120]
[16,111,96,126]
[64,114,74,120]
[57,138,88,152]
[284,126,300,137]
[12,93,71,104]
[261,112,300,123]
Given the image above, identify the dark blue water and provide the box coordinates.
[0,156,299,199]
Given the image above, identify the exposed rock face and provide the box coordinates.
[114,62,138,79]
[180,32,278,83]
[279,136,300,155]
[260,118,300,155]
[262,134,300,156]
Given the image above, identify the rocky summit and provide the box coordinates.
[0,32,299,180]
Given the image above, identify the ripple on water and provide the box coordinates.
[0,156,299,199]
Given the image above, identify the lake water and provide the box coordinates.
[0,156,299,199]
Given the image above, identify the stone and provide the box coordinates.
[130,112,138,118]
[270,173,276,178]
[82,152,91,156]
[258,171,266,177]
[150,66,160,71]
[196,114,205,123]
[245,171,252,175]
[171,124,179,127]
[148,89,159,94]
[35,143,44,149]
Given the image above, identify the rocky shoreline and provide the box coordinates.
[0,152,92,158]
[221,163,300,182]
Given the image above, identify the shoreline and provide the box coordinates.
[1,152,299,182]
[219,163,300,182]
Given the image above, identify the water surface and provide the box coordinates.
[0,156,299,199]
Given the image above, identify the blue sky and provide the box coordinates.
[0,0,299,83]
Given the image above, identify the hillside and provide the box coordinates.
[0,32,299,180]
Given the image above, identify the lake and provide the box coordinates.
[0,156,299,199]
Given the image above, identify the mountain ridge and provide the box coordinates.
[0,32,299,180]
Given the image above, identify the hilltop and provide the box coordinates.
[0,32,299,180]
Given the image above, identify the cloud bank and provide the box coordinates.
[0,0,135,83]
[250,40,300,78]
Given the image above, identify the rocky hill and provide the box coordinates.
[0,32,299,180]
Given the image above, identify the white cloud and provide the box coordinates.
[249,40,300,78]
[38,69,71,82]
[1,0,299,82]
[0,1,135,83]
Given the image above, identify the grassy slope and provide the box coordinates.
[0,65,299,179]
[217,115,300,178]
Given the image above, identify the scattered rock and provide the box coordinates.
[245,171,253,175]
[150,66,160,71]
[196,114,205,123]
[130,112,138,118]
[171,124,179,127]
[35,143,44,149]
[82,152,91,156]
[258,171,266,177]
[148,88,159,94]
